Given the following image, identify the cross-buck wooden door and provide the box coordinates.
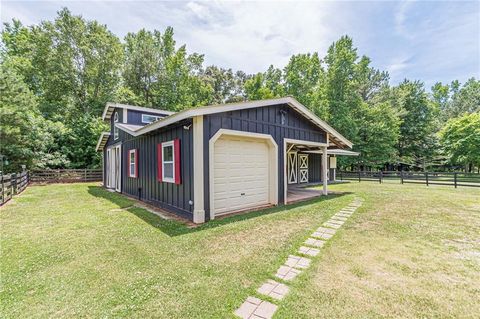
[287,152,298,184]
[299,154,309,183]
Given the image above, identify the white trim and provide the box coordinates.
[192,116,205,224]
[209,129,278,220]
[96,132,111,152]
[123,108,128,124]
[141,114,161,124]
[322,146,328,195]
[161,140,175,183]
[106,144,122,192]
[284,138,328,148]
[287,151,298,184]
[128,149,137,178]
[102,102,175,121]
[114,112,119,140]
[299,154,309,183]
[126,97,352,149]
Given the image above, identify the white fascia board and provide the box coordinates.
[102,102,175,121]
[127,97,353,149]
[95,132,111,152]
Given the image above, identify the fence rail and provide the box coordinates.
[1,171,29,206]
[30,169,102,183]
[338,171,480,188]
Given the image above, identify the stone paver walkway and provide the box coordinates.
[234,196,364,318]
[257,280,290,300]
[235,296,278,319]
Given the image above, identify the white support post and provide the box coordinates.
[322,146,328,195]
[192,116,205,223]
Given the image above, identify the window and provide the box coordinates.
[142,114,161,124]
[128,149,138,178]
[114,112,119,140]
[157,139,181,184]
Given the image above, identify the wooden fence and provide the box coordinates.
[1,171,29,206]
[30,169,102,183]
[338,171,480,188]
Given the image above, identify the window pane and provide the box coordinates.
[163,163,173,179]
[142,114,160,123]
[130,163,135,176]
[163,145,173,161]
[130,152,135,163]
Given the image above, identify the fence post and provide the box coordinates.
[12,173,17,195]
[425,172,429,186]
[1,174,4,204]
[358,171,361,182]
[379,171,383,184]
[84,168,87,182]
[400,170,404,184]
[454,172,457,188]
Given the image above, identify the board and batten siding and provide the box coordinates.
[202,103,328,219]
[104,108,195,219]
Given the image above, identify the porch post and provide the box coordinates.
[192,116,205,223]
[322,146,328,195]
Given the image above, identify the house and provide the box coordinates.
[96,97,356,223]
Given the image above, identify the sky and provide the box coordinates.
[1,0,479,90]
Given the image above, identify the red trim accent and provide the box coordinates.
[174,139,181,184]
[157,143,162,182]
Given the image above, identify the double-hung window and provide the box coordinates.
[128,149,138,178]
[157,139,181,184]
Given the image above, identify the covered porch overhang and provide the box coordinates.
[284,138,359,204]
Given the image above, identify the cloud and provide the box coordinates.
[1,0,478,89]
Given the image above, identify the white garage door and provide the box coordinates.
[213,135,270,216]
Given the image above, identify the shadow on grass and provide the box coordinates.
[88,186,351,237]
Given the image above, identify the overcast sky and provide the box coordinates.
[1,0,479,89]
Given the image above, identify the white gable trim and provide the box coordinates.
[96,132,111,152]
[123,97,352,148]
[102,102,175,121]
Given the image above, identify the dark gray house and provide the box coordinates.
[96,97,355,223]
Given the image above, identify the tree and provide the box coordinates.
[284,53,321,106]
[0,64,69,172]
[440,112,480,172]
[392,80,438,168]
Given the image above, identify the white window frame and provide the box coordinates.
[114,112,119,140]
[162,140,175,183]
[142,114,161,124]
[128,149,137,178]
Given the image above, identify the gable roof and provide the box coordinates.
[102,102,175,121]
[113,97,352,149]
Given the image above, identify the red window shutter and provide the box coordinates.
[134,149,138,178]
[157,143,162,182]
[174,139,181,184]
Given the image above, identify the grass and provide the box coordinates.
[1,182,479,318]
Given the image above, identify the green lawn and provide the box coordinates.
[1,182,479,318]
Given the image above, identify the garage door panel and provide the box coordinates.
[213,135,271,216]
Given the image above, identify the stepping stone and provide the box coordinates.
[305,238,326,248]
[336,213,351,218]
[331,216,348,222]
[275,265,302,281]
[234,296,278,319]
[257,279,289,300]
[327,219,345,226]
[316,227,336,234]
[285,255,311,269]
[323,222,342,229]
[298,246,320,257]
[311,231,334,240]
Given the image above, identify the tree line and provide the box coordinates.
[1,8,479,173]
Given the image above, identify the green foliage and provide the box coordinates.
[392,80,438,165]
[439,113,480,171]
[1,8,478,172]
